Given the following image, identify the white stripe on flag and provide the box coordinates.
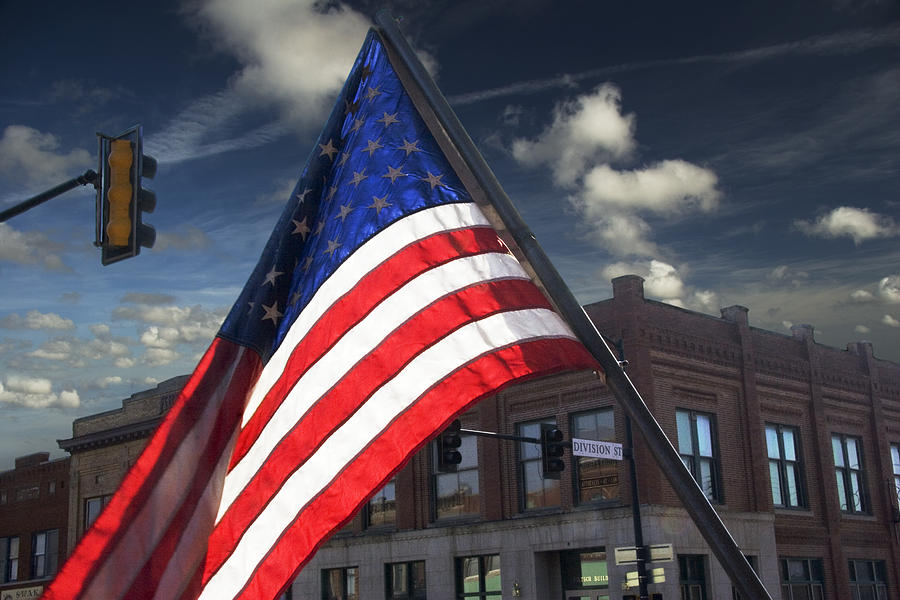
[199,307,574,599]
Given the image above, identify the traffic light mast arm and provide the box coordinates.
[0,169,98,223]
[458,427,543,445]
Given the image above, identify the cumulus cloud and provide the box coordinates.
[512,84,636,185]
[0,375,79,409]
[855,324,870,333]
[0,223,69,272]
[0,125,93,188]
[879,275,900,303]
[0,310,75,331]
[850,289,875,302]
[884,314,900,327]
[795,206,898,244]
[510,84,720,257]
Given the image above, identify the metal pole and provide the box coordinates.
[625,415,650,600]
[0,170,97,223]
[374,11,772,600]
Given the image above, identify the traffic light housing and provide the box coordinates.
[96,125,156,265]
[436,419,463,472]
[540,423,565,479]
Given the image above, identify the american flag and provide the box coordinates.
[43,30,598,600]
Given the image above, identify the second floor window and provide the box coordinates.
[780,558,824,600]
[367,479,396,528]
[676,409,722,502]
[766,423,806,508]
[832,434,868,514]
[518,419,561,510]
[434,434,479,520]
[572,409,618,504]
[891,444,900,510]
[1,536,18,583]
[84,494,113,532]
[31,529,59,579]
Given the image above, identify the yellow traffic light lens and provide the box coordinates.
[106,139,133,246]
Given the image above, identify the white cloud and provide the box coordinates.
[0,375,79,409]
[0,125,93,188]
[189,0,370,126]
[511,84,636,186]
[796,206,898,244]
[644,260,686,300]
[600,259,719,314]
[850,289,875,302]
[855,324,870,333]
[884,314,899,327]
[96,376,123,388]
[879,275,900,303]
[142,347,180,367]
[579,160,720,214]
[0,223,69,272]
[0,310,75,331]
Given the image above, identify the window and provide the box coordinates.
[31,529,59,579]
[891,444,900,510]
[832,434,868,514]
[456,554,500,599]
[367,479,396,528]
[731,556,757,600]
[518,419,561,510]
[433,434,479,520]
[571,410,618,503]
[1,536,19,583]
[766,424,806,508]
[561,548,608,593]
[780,558,824,600]
[84,495,113,531]
[679,555,707,600]
[676,410,722,502]
[849,559,888,600]
[386,561,426,599]
[322,566,358,600]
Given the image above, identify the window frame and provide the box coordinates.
[321,565,359,600]
[779,557,825,600]
[455,554,501,600]
[675,409,723,502]
[432,433,480,521]
[385,560,426,600]
[678,554,708,600]
[366,478,397,529]
[765,423,807,509]
[848,559,888,600]
[517,418,562,512]
[831,433,868,514]
[1,536,19,583]
[570,409,619,505]
[890,444,900,512]
[31,528,59,579]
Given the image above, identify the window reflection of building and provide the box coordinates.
[367,479,396,528]
[456,554,500,600]
[321,566,358,600]
[433,434,479,520]
[571,410,618,504]
[518,419,560,510]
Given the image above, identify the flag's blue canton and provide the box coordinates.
[218,32,472,362]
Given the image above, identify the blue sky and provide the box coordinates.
[1,0,898,467]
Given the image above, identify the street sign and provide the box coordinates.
[648,543,674,563]
[615,546,639,565]
[650,567,666,583]
[572,438,623,460]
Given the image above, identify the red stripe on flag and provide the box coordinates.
[202,279,550,578]
[42,339,261,600]
[233,338,596,599]
[230,225,505,468]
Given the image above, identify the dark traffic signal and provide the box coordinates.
[540,423,565,479]
[97,125,157,265]
[437,419,463,472]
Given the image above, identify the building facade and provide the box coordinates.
[56,375,189,555]
[0,452,69,598]
[44,275,900,599]
[292,275,900,600]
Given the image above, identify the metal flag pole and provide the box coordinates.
[374,11,772,600]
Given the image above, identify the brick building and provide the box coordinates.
[0,452,69,598]
[44,275,900,599]
[292,274,900,600]
[56,375,189,555]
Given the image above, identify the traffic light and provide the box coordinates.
[540,423,565,479]
[436,419,463,472]
[96,125,157,265]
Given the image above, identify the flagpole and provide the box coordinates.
[374,11,772,600]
